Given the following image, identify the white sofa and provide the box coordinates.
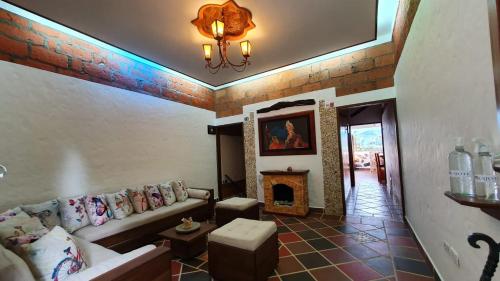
[0,235,157,281]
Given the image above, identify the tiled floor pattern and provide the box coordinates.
[346,170,403,221]
[170,212,437,281]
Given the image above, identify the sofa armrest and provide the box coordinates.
[189,187,215,219]
[90,246,171,281]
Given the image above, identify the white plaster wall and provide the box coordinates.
[395,1,500,280]
[214,87,396,208]
[0,61,217,211]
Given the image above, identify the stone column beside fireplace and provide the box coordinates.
[261,170,309,217]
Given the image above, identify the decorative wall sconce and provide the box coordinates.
[0,164,6,179]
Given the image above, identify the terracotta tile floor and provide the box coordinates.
[168,166,435,280]
[346,170,404,221]
[169,210,437,280]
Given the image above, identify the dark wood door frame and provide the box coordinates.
[336,98,405,218]
[215,122,245,200]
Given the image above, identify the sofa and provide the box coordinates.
[77,187,215,253]
[0,183,215,280]
[0,234,171,281]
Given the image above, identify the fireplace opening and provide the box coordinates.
[272,184,294,206]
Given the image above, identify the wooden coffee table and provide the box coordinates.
[159,222,217,259]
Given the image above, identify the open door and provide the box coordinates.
[216,123,246,200]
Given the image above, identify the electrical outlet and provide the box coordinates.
[443,241,460,267]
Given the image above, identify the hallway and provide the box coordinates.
[346,170,403,221]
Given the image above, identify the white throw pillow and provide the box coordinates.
[158,182,177,206]
[173,180,189,202]
[84,194,113,226]
[19,226,87,281]
[22,200,61,229]
[105,190,134,219]
[126,188,149,213]
[0,207,23,222]
[58,196,90,233]
[0,213,48,248]
[143,185,164,210]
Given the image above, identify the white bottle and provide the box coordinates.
[449,137,474,196]
[473,140,497,198]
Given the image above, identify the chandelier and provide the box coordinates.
[192,0,256,74]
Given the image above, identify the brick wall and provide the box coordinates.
[393,0,421,66]
[0,9,214,111]
[215,42,395,117]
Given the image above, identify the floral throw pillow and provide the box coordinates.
[0,213,48,248]
[143,185,164,209]
[58,196,90,233]
[105,190,134,219]
[21,200,61,229]
[0,207,23,222]
[84,194,113,226]
[127,188,149,213]
[173,180,189,202]
[158,182,177,206]
[19,226,87,281]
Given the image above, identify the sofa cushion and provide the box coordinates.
[143,185,164,209]
[105,190,134,220]
[0,243,36,281]
[21,200,61,229]
[173,180,189,202]
[187,188,211,200]
[0,213,48,248]
[158,182,177,206]
[126,188,149,214]
[208,218,277,251]
[18,226,87,281]
[58,196,90,233]
[71,236,119,267]
[73,198,206,242]
[65,245,155,281]
[216,197,258,211]
[85,194,114,227]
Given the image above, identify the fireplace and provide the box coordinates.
[261,170,309,216]
[273,184,295,206]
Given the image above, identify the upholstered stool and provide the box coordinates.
[208,218,278,281]
[215,197,259,226]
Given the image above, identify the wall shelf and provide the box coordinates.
[444,191,500,220]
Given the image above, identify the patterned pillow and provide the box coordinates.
[0,207,23,222]
[21,200,61,229]
[143,185,164,209]
[84,194,113,226]
[58,196,90,233]
[127,188,149,213]
[105,190,134,219]
[19,226,87,281]
[158,182,177,206]
[0,213,48,248]
[173,180,189,202]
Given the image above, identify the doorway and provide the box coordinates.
[216,123,246,200]
[338,99,404,220]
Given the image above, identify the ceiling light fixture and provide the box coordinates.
[192,0,256,74]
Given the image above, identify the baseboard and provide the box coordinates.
[404,216,444,281]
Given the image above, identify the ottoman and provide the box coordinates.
[208,218,278,281]
[215,197,259,226]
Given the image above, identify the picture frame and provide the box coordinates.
[258,110,317,156]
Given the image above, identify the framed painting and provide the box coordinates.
[258,110,317,156]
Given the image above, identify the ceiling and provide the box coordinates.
[6,0,386,88]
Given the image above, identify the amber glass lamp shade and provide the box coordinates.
[203,44,212,61]
[240,40,252,58]
[211,20,225,40]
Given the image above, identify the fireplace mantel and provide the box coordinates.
[260,170,309,176]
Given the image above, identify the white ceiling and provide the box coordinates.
[8,0,379,87]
